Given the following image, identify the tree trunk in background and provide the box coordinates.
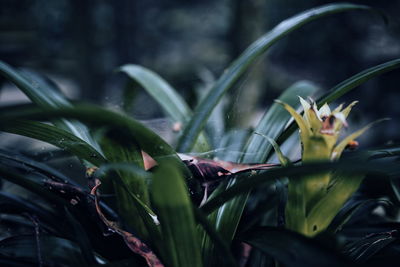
[73,0,138,103]
[227,0,268,128]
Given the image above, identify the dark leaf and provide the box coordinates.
[241,227,352,267]
[0,235,87,266]
[91,180,164,267]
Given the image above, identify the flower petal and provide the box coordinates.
[333,103,344,113]
[318,103,331,119]
[299,96,311,111]
[333,101,357,131]
[333,112,348,127]
[275,99,311,142]
[299,96,321,133]
[342,101,358,118]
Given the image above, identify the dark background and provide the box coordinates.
[1,0,399,146]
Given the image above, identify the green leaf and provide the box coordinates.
[200,129,249,266]
[0,120,106,166]
[306,174,364,236]
[0,104,189,176]
[64,207,97,265]
[278,58,400,145]
[119,64,192,125]
[254,133,290,166]
[246,81,317,163]
[97,163,161,247]
[98,131,152,237]
[201,159,398,215]
[0,149,78,185]
[177,3,372,152]
[317,58,400,106]
[119,64,211,152]
[326,199,387,234]
[241,227,352,267]
[0,192,64,234]
[193,208,238,267]
[215,129,250,161]
[151,162,202,267]
[0,167,68,207]
[0,235,87,266]
[0,149,118,221]
[206,82,317,246]
[0,61,100,154]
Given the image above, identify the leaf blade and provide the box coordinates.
[177,3,372,152]
[151,162,202,267]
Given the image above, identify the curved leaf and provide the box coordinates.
[244,81,318,163]
[201,159,398,215]
[119,65,192,124]
[317,58,400,106]
[0,120,106,166]
[205,82,317,251]
[0,192,64,234]
[277,58,400,145]
[0,235,87,266]
[343,231,398,263]
[119,64,211,152]
[177,3,372,152]
[151,162,202,267]
[0,61,100,154]
[0,149,77,185]
[192,208,238,267]
[97,163,161,245]
[326,199,387,234]
[0,104,188,175]
[241,227,352,267]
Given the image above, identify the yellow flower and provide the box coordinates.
[276,97,377,236]
[277,97,362,162]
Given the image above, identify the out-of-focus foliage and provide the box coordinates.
[0,2,400,267]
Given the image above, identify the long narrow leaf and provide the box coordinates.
[151,162,202,267]
[99,134,152,240]
[0,61,100,153]
[244,81,317,163]
[241,227,352,267]
[317,58,400,106]
[201,159,398,215]
[119,65,192,124]
[0,192,64,234]
[97,163,162,247]
[207,82,317,250]
[193,208,238,267]
[0,120,106,166]
[177,3,372,152]
[0,235,87,266]
[0,104,189,176]
[119,64,211,151]
[277,58,400,145]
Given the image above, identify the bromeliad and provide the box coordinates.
[277,97,378,236]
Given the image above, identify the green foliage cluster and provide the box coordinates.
[0,3,400,267]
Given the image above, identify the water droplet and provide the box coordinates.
[150,214,160,225]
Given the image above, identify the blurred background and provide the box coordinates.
[1,0,400,147]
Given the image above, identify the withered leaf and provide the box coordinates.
[90,180,164,267]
